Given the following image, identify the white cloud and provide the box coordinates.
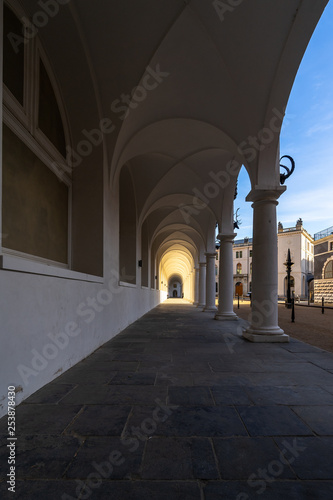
[306,122,333,137]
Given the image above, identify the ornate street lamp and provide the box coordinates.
[284,248,294,308]
[280,155,295,185]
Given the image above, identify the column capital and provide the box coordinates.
[199,261,206,267]
[217,233,237,243]
[205,252,217,258]
[246,186,286,204]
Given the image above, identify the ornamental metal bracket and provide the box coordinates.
[280,155,295,185]
[233,208,241,230]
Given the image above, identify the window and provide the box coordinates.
[240,251,243,258]
[324,261,333,279]
[236,251,239,258]
[3,4,24,105]
[38,60,66,156]
[250,250,252,257]
[250,262,252,275]
[2,125,68,263]
[330,242,333,252]
[2,2,70,265]
[236,263,242,274]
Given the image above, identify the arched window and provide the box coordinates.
[324,261,333,279]
[236,263,242,274]
[2,2,70,265]
[119,166,137,284]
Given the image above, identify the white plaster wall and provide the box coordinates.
[0,267,166,418]
[278,231,313,298]
[278,232,301,296]
[0,182,167,418]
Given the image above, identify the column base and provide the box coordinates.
[193,301,199,306]
[203,305,218,312]
[243,326,289,343]
[215,311,238,321]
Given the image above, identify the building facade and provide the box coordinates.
[277,219,314,300]
[226,219,315,300]
[314,226,333,303]
[233,238,253,297]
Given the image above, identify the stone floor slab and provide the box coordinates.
[202,480,333,500]
[211,386,253,405]
[141,437,218,479]
[65,405,132,437]
[168,386,214,405]
[274,437,333,479]
[155,372,193,386]
[291,406,333,435]
[213,437,296,480]
[81,480,202,500]
[126,405,248,437]
[236,405,313,436]
[109,372,157,386]
[3,404,83,435]
[245,385,333,406]
[0,480,86,500]
[65,436,144,480]
[23,383,77,404]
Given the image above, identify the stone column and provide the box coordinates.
[194,267,199,306]
[243,188,289,342]
[190,270,195,303]
[198,262,206,307]
[215,233,238,320]
[203,252,218,311]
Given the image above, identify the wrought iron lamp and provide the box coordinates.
[284,248,294,309]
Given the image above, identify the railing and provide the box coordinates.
[314,226,333,241]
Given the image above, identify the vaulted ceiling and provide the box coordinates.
[24,0,328,284]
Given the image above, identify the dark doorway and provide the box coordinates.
[235,282,243,297]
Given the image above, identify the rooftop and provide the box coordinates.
[234,238,253,246]
[314,226,333,241]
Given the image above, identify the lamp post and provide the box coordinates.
[284,248,294,309]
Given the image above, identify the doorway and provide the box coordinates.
[235,282,243,297]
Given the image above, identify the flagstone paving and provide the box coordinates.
[1,299,333,499]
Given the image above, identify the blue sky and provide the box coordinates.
[235,1,333,241]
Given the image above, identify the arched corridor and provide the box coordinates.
[0,2,332,496]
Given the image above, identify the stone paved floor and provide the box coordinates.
[1,299,333,499]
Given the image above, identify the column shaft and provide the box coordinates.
[243,189,289,342]
[194,267,199,306]
[215,234,238,320]
[198,262,206,307]
[203,253,217,311]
